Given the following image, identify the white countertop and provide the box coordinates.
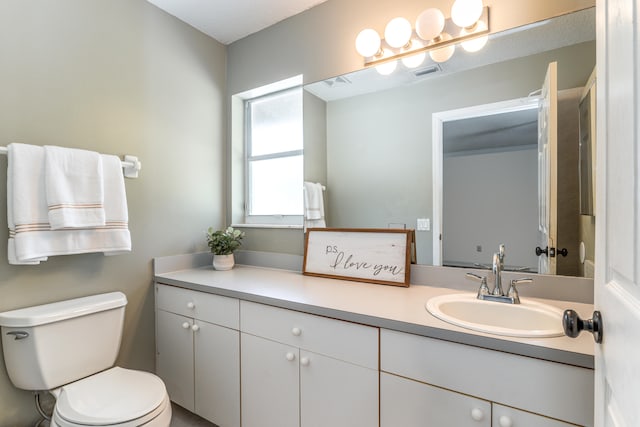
[154,264,595,369]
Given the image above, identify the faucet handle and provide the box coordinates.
[466,273,491,297]
[507,278,533,303]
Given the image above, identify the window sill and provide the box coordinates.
[231,223,303,230]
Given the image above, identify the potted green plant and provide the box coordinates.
[206,226,245,270]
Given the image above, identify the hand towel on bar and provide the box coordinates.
[7,145,131,264]
[99,153,131,256]
[44,145,105,229]
[303,181,326,231]
[7,143,49,264]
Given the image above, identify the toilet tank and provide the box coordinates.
[0,292,127,390]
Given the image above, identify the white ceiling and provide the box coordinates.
[146,0,330,45]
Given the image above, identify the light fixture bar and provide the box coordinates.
[363,7,490,67]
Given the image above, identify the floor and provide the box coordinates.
[170,403,217,427]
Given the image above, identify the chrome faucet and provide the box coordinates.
[466,244,533,304]
[491,252,504,296]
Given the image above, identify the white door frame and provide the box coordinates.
[431,96,540,265]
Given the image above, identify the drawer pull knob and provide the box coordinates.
[300,357,310,366]
[291,327,302,336]
[181,322,190,329]
[499,416,513,427]
[186,302,195,309]
[286,352,295,362]
[470,408,484,421]
[191,324,200,332]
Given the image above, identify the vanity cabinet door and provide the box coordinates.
[241,333,300,427]
[492,404,579,427]
[381,372,491,427]
[194,320,240,427]
[156,309,194,412]
[300,350,378,427]
[240,301,379,427]
[155,284,241,427]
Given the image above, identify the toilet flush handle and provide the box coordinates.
[6,331,29,340]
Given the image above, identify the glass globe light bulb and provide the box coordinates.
[415,8,445,41]
[429,32,455,63]
[451,0,483,28]
[385,17,412,48]
[401,52,426,68]
[355,29,381,57]
[376,60,398,76]
[461,21,488,52]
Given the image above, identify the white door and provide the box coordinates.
[593,0,640,425]
[537,61,558,274]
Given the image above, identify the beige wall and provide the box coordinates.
[0,1,226,424]
[227,0,595,255]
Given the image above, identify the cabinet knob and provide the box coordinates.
[181,322,190,329]
[499,415,513,427]
[285,352,296,362]
[186,302,195,309]
[470,408,484,421]
[291,327,302,336]
[191,324,200,332]
[300,357,310,366]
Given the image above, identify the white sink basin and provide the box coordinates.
[425,293,565,338]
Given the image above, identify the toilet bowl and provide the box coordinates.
[50,367,172,427]
[0,292,171,426]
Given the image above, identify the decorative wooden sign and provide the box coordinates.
[303,228,414,287]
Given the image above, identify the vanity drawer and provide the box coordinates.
[380,329,593,426]
[156,283,239,329]
[240,300,378,369]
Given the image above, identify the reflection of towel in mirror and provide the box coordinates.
[303,181,326,231]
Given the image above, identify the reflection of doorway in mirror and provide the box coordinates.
[433,86,588,276]
[436,98,540,273]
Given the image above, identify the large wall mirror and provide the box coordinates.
[303,8,596,277]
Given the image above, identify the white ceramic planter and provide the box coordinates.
[213,254,235,271]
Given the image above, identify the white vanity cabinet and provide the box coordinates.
[155,284,240,427]
[381,329,594,427]
[240,300,379,427]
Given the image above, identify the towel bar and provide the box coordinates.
[0,146,142,179]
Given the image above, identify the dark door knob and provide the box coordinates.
[535,246,548,256]
[557,248,568,257]
[563,309,603,343]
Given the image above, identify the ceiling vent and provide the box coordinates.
[323,75,352,87]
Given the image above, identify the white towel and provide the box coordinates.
[99,154,131,256]
[303,181,326,231]
[7,143,49,264]
[44,145,106,229]
[7,144,131,264]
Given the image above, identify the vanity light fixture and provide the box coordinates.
[354,0,490,73]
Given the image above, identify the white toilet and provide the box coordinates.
[0,292,172,426]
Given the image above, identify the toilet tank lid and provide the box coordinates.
[0,292,127,328]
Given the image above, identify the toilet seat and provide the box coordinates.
[50,367,171,426]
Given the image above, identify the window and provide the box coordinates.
[244,86,303,225]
